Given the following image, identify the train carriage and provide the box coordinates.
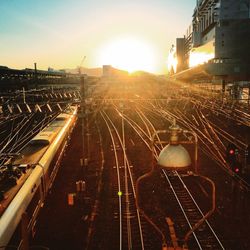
[0,105,77,249]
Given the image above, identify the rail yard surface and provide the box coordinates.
[1,76,250,250]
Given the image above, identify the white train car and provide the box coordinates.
[0,105,77,249]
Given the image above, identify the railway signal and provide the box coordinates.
[226,143,242,174]
[231,162,242,174]
[246,145,250,165]
[226,143,238,164]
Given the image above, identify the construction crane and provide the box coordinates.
[78,56,86,75]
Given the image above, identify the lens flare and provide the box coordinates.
[167,45,177,74]
[97,37,157,73]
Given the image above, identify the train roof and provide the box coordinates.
[55,113,70,121]
[49,118,67,128]
[30,131,56,145]
[29,106,77,145]
[64,105,78,115]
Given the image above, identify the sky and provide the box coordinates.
[0,0,196,74]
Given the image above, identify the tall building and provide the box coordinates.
[169,0,250,81]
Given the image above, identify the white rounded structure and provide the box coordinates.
[158,144,191,169]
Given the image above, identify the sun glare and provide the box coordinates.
[167,45,177,74]
[97,37,157,73]
[189,51,214,68]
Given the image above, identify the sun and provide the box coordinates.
[97,37,157,73]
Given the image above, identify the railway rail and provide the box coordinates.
[101,110,145,250]
[112,104,225,249]
[138,100,250,190]
[1,75,250,249]
[163,170,224,249]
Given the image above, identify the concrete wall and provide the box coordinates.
[220,0,250,20]
[215,19,250,63]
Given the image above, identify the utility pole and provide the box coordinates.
[80,76,86,176]
[34,62,38,89]
[23,87,26,104]
[79,56,88,174]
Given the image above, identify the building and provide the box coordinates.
[102,65,113,77]
[169,0,250,82]
[102,65,128,78]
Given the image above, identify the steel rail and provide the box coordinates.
[174,171,225,249]
[127,104,225,249]
[103,110,145,250]
[100,111,123,250]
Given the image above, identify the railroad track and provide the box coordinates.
[101,110,146,250]
[140,100,250,190]
[93,82,249,249]
[112,104,225,249]
[163,170,224,249]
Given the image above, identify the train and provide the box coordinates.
[0,105,78,249]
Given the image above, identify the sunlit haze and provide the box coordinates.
[167,45,177,73]
[0,0,196,74]
[98,37,157,73]
[189,40,215,68]
[189,51,215,68]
